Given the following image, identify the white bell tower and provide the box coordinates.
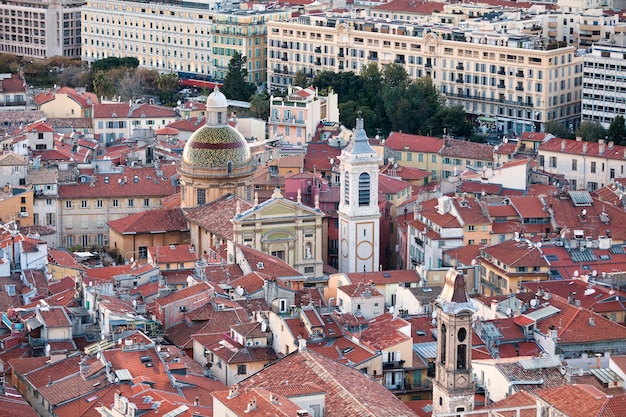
[337,114,380,273]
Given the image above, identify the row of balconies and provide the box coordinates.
[445,91,534,108]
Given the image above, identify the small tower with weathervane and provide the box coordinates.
[432,268,477,416]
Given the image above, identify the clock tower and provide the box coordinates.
[337,114,380,273]
[432,269,476,415]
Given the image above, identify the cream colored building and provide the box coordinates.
[266,15,582,135]
[232,188,325,279]
[81,0,289,83]
[0,0,82,58]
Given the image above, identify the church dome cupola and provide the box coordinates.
[181,87,252,170]
[178,86,255,208]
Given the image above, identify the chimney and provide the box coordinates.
[599,142,605,155]
[560,139,566,151]
[245,398,257,413]
[576,136,582,142]
[194,397,199,406]
[582,142,588,154]
[298,337,307,353]
[490,299,498,314]
[269,393,280,404]
[227,385,240,399]
[609,141,615,150]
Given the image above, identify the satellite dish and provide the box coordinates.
[235,286,244,296]
[530,299,538,308]
[388,306,395,314]
[89,281,93,287]
[573,270,579,277]
[536,242,542,248]
[130,257,134,263]
[118,338,123,345]
[96,351,102,360]
[471,259,477,266]
[261,321,268,332]
[578,368,584,376]
[506,308,513,316]
[157,345,162,352]
[592,270,598,277]
[431,311,437,319]
[431,318,437,326]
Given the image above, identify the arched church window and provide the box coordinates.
[457,344,466,369]
[440,323,447,364]
[358,172,370,206]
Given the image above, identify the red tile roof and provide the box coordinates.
[0,74,26,93]
[183,194,251,241]
[372,0,447,14]
[540,137,626,161]
[58,165,178,198]
[149,244,198,264]
[108,208,188,234]
[441,139,494,161]
[102,347,174,392]
[385,132,443,153]
[378,174,412,195]
[238,348,419,417]
[94,102,178,119]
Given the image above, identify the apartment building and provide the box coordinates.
[267,15,582,135]
[81,0,289,83]
[268,85,339,145]
[56,164,178,250]
[0,0,82,58]
[582,35,626,129]
[538,137,626,191]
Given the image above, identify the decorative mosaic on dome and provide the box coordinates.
[182,125,252,168]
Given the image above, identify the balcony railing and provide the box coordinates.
[383,360,405,370]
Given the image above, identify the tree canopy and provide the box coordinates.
[312,65,461,138]
[222,51,257,101]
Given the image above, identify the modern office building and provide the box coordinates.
[582,34,626,129]
[81,0,290,84]
[267,15,583,136]
[0,0,83,58]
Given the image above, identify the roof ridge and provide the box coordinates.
[303,351,378,416]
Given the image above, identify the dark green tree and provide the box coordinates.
[432,105,471,138]
[93,71,115,99]
[313,70,362,104]
[157,72,179,105]
[608,115,626,145]
[91,57,139,73]
[222,51,256,101]
[292,70,309,88]
[544,121,574,139]
[575,121,607,142]
[382,63,410,89]
[250,91,270,120]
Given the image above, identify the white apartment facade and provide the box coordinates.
[81,0,290,83]
[537,137,626,191]
[0,0,82,58]
[266,15,582,136]
[268,85,339,145]
[582,34,626,129]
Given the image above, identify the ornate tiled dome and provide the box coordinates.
[181,87,252,169]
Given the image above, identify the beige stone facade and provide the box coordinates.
[267,15,582,135]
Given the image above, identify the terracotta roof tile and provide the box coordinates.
[183,194,251,241]
[238,349,419,417]
[385,132,443,153]
[58,165,178,198]
[108,208,188,234]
